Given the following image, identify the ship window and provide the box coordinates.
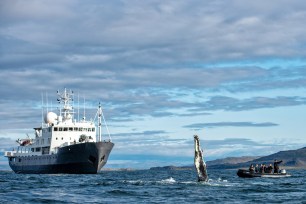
[59,127,63,131]
[36,148,41,152]
[19,158,21,162]
[79,127,83,131]
[54,127,58,131]
[74,127,78,131]
[64,127,68,131]
[56,137,58,140]
[31,148,34,152]
[84,128,87,131]
[92,128,95,131]
[88,128,91,132]
[61,137,63,140]
[69,127,73,131]
[48,127,51,132]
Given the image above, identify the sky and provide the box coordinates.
[1,0,306,169]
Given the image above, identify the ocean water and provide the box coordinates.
[0,169,305,203]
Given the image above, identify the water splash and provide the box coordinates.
[160,177,176,184]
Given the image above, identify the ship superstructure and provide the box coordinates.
[4,89,114,174]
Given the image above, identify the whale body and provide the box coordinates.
[194,135,208,182]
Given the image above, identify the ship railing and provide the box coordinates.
[14,152,42,157]
[57,142,69,149]
[4,151,17,157]
[59,141,76,148]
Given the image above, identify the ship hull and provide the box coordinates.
[8,142,114,174]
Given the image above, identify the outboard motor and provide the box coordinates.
[280,169,286,174]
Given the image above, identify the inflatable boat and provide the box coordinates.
[237,169,291,178]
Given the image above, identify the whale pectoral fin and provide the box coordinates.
[194,135,208,182]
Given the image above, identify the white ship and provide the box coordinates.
[4,89,114,174]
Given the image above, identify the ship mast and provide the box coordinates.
[57,88,74,122]
[95,102,112,142]
[98,102,102,141]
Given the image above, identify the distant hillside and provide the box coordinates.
[150,146,306,170]
[251,147,306,167]
[206,147,306,169]
[150,165,191,171]
[206,156,260,166]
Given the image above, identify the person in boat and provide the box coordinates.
[249,164,255,173]
[263,164,267,173]
[266,164,273,173]
[274,159,282,173]
[255,164,259,173]
[260,164,264,173]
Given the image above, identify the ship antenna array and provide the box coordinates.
[83,96,86,120]
[56,88,74,120]
[41,93,44,126]
[78,92,80,121]
[40,91,52,126]
[46,92,48,113]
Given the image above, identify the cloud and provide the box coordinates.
[107,94,306,122]
[0,0,75,22]
[2,0,306,69]
[192,96,306,112]
[183,122,279,129]
[111,130,169,138]
[0,81,305,129]
[66,54,112,64]
[1,0,306,168]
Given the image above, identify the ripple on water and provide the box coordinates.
[0,169,305,203]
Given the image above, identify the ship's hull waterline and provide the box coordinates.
[8,142,114,174]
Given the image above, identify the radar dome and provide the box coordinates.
[44,112,58,124]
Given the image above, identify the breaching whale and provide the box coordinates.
[194,135,208,182]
